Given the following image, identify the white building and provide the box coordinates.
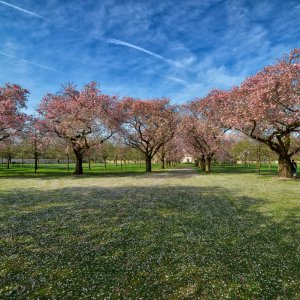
[181,155,194,163]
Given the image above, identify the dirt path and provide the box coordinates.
[149,165,198,178]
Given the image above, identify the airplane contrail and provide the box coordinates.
[107,38,190,69]
[107,38,170,62]
[108,39,191,85]
[164,75,188,85]
[0,0,45,19]
[0,51,58,72]
[0,1,81,33]
[0,2,190,79]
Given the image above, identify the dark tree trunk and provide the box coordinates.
[205,156,212,173]
[74,150,84,175]
[161,155,165,169]
[67,155,70,171]
[243,152,247,166]
[200,155,206,171]
[34,152,38,173]
[7,155,10,169]
[88,158,91,170]
[145,156,152,172]
[256,147,261,174]
[257,158,261,174]
[278,155,293,178]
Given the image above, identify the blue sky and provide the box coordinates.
[1,0,300,113]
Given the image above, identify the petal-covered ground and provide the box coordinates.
[0,166,299,299]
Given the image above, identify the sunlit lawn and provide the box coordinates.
[0,162,162,177]
[0,164,299,299]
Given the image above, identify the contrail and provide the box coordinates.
[107,38,168,62]
[0,1,80,32]
[107,39,191,85]
[0,51,58,72]
[0,0,45,19]
[107,38,189,69]
[164,75,188,84]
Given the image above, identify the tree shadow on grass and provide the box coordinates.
[0,185,299,299]
[201,165,280,177]
[168,164,278,177]
[0,165,198,180]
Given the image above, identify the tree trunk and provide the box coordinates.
[145,156,152,172]
[67,155,70,171]
[200,155,206,171]
[88,158,91,170]
[34,152,38,173]
[7,155,10,169]
[161,155,165,169]
[256,147,261,174]
[243,153,247,166]
[74,150,84,175]
[278,155,293,178]
[257,158,261,174]
[205,156,211,173]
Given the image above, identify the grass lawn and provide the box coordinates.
[0,164,299,299]
[0,162,163,178]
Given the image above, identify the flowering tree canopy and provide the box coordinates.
[23,117,53,173]
[120,97,178,172]
[180,103,228,173]
[0,83,28,142]
[38,82,121,175]
[156,136,185,169]
[200,49,300,177]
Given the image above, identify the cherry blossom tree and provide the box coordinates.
[24,117,52,173]
[0,137,17,169]
[0,83,28,142]
[38,82,121,175]
[120,97,178,172]
[200,48,300,178]
[180,112,227,173]
[164,138,185,167]
[157,137,184,169]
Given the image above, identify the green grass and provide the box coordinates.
[0,165,299,299]
[0,162,163,178]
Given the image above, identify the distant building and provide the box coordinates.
[181,155,194,163]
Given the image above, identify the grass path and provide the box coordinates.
[0,166,299,299]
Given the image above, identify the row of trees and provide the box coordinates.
[1,48,299,177]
